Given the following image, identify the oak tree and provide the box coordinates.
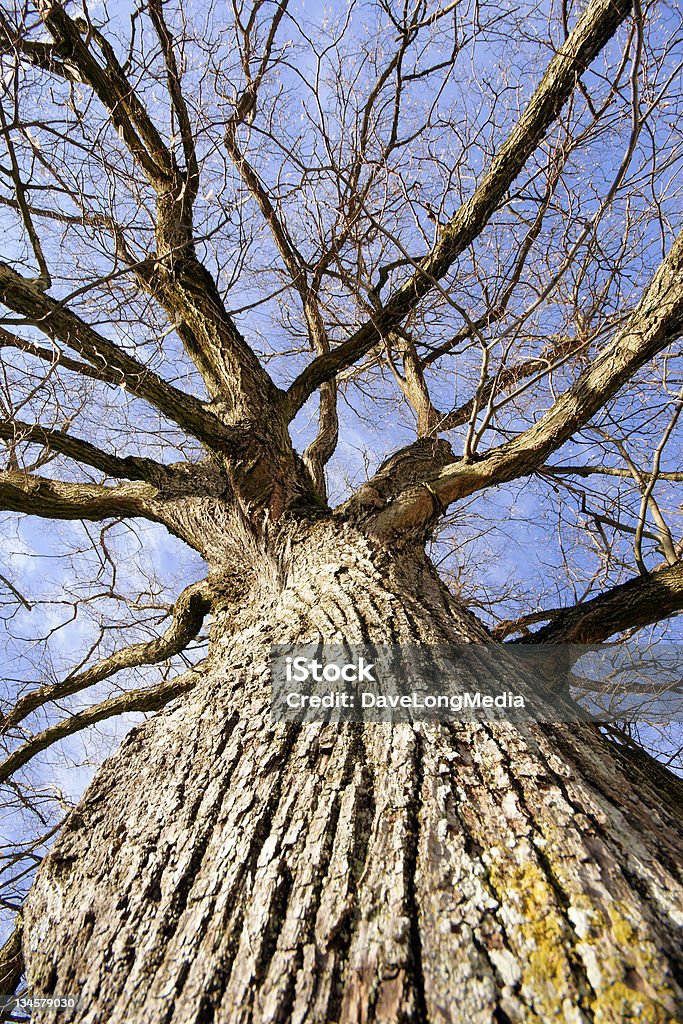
[0,0,682,1020]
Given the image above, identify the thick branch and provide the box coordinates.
[0,12,84,81]
[0,265,310,522]
[0,664,205,784]
[390,336,440,437]
[0,263,229,444]
[0,420,167,482]
[0,471,162,521]
[17,5,277,417]
[153,254,282,420]
[371,227,683,537]
[1,579,213,733]
[284,0,633,415]
[37,1,174,186]
[302,379,338,501]
[521,561,683,643]
[0,325,125,385]
[0,917,23,995]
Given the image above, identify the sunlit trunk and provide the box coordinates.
[24,518,683,1023]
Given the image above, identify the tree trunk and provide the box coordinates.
[23,518,683,1023]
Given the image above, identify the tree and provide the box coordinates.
[0,0,682,1018]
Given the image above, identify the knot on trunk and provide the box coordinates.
[343,437,457,535]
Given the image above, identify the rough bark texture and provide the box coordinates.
[23,517,683,1023]
[5,1,683,1019]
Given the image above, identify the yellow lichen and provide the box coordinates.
[591,980,674,1024]
[487,853,576,1020]
[607,903,637,948]
[485,860,679,1024]
[587,903,678,1024]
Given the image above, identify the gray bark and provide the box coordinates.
[23,519,683,1023]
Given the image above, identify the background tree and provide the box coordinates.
[0,0,682,1019]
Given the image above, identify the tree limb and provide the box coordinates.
[0,471,162,522]
[223,24,338,472]
[36,1,175,187]
[5,4,278,419]
[0,262,229,444]
[0,325,126,385]
[633,392,683,572]
[34,2,279,418]
[284,0,633,416]
[0,98,51,290]
[0,10,85,81]
[1,579,213,733]
[147,0,199,199]
[0,663,206,784]
[518,560,683,643]
[371,226,683,537]
[0,420,167,483]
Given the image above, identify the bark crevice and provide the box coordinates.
[20,521,683,1023]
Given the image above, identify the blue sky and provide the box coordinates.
[1,0,682,944]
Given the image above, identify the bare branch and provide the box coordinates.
[223,4,340,479]
[0,326,126,386]
[0,471,162,521]
[17,4,279,418]
[302,379,338,500]
[0,11,85,82]
[409,0,461,34]
[0,263,229,444]
[0,571,32,609]
[147,0,199,198]
[0,419,168,482]
[371,226,683,537]
[520,561,683,644]
[0,663,205,784]
[542,464,683,482]
[0,96,51,289]
[388,335,440,437]
[37,1,175,186]
[1,579,213,733]
[492,608,564,641]
[284,0,634,415]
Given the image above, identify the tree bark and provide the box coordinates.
[22,518,683,1023]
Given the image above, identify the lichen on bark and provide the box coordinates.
[21,521,683,1023]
